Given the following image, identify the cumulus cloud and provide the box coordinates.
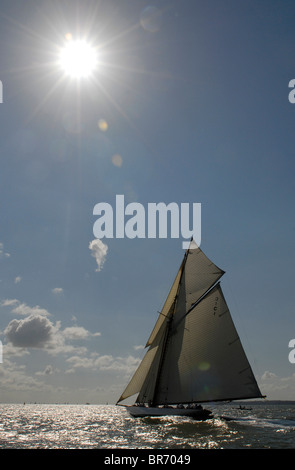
[3,315,100,354]
[63,326,101,340]
[89,239,108,272]
[15,303,49,317]
[2,298,101,356]
[4,314,55,348]
[1,299,50,317]
[66,353,140,375]
[14,276,21,284]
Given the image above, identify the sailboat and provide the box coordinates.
[117,240,264,419]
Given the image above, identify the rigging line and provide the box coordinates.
[145,256,186,348]
[150,245,189,336]
[157,310,170,319]
[171,281,222,333]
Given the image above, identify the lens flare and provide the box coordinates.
[98,119,108,132]
[112,154,123,167]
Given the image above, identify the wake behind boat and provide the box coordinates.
[117,240,265,420]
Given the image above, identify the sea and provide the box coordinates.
[0,401,294,462]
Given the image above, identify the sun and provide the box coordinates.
[59,39,98,79]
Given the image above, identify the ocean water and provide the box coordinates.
[0,402,294,450]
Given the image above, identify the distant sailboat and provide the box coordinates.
[117,240,264,419]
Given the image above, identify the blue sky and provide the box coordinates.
[0,0,294,403]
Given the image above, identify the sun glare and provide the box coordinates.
[59,39,98,79]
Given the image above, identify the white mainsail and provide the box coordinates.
[117,241,263,405]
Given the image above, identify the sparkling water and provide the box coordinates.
[0,402,294,449]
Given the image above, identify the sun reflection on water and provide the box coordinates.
[0,403,294,449]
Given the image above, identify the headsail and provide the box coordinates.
[117,240,263,405]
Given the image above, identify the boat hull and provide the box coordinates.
[125,405,213,420]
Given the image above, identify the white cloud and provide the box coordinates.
[14,276,21,284]
[1,299,19,307]
[63,326,101,340]
[0,242,10,258]
[1,299,50,317]
[52,287,63,295]
[66,355,95,372]
[260,370,295,399]
[96,355,140,373]
[63,326,89,340]
[2,342,30,358]
[66,353,140,375]
[261,371,277,380]
[89,239,108,272]
[12,302,50,317]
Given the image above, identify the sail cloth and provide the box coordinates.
[145,258,184,347]
[117,299,175,404]
[117,343,159,404]
[153,283,263,404]
[117,241,263,405]
[146,241,225,347]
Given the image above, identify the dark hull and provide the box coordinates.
[125,405,213,420]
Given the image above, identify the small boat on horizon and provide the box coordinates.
[117,239,265,420]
